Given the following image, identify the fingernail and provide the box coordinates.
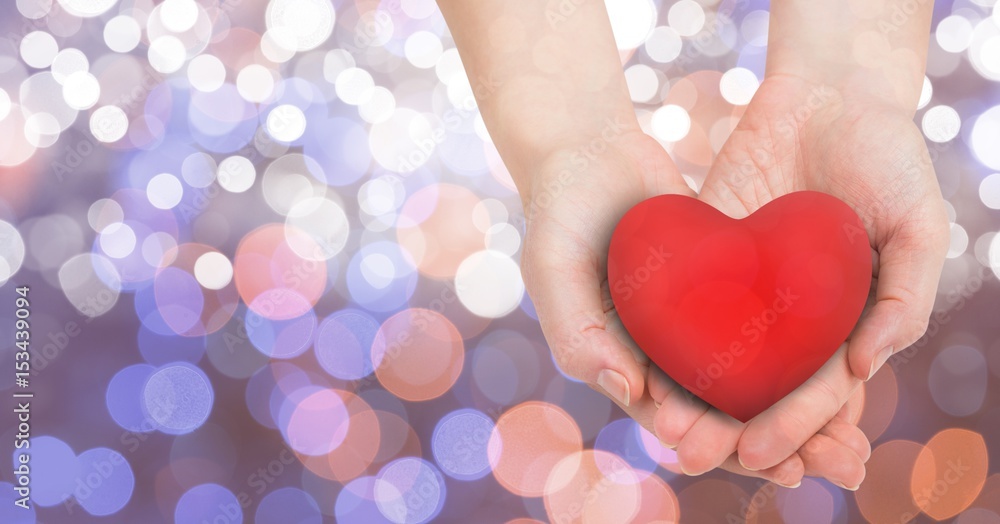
[867,346,894,380]
[777,481,801,489]
[738,456,760,472]
[597,369,630,407]
[832,481,860,491]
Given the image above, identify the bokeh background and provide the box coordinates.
[0,0,997,522]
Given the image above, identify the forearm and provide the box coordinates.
[767,0,933,113]
[436,0,639,196]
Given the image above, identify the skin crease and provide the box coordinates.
[435,0,947,491]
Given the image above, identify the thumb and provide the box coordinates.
[521,233,647,407]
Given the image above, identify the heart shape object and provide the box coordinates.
[608,191,871,422]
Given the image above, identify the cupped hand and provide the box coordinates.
[693,74,948,474]
[519,127,870,489]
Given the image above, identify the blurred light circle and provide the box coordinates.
[435,48,464,84]
[104,16,142,53]
[20,31,58,69]
[256,487,322,524]
[741,10,769,46]
[370,108,437,172]
[922,105,961,143]
[336,477,393,523]
[668,0,705,37]
[160,0,199,33]
[335,67,375,105]
[74,448,135,516]
[148,36,188,74]
[57,0,116,17]
[624,64,659,103]
[147,173,184,210]
[632,473,680,523]
[374,458,446,524]
[974,231,996,268]
[24,112,61,148]
[719,67,760,106]
[23,214,84,272]
[246,305,316,359]
[947,223,970,259]
[62,71,100,110]
[858,362,899,442]
[929,345,988,416]
[936,15,975,53]
[237,64,276,103]
[373,308,465,402]
[606,0,656,50]
[455,250,524,319]
[489,401,584,497]
[233,223,327,320]
[50,48,88,84]
[262,154,327,215]
[472,330,541,406]
[261,28,298,63]
[285,388,349,455]
[294,390,381,483]
[175,484,242,523]
[396,183,487,278]
[544,450,641,524]
[217,155,256,193]
[323,49,356,83]
[18,0,52,19]
[918,76,933,110]
[99,222,136,259]
[404,31,443,69]
[358,85,396,124]
[651,104,691,142]
[645,26,682,63]
[181,152,217,188]
[58,253,121,317]
[432,409,495,481]
[856,440,925,523]
[187,54,226,93]
[980,173,1000,209]
[193,251,233,290]
[14,436,78,507]
[266,0,335,52]
[315,309,383,380]
[90,105,129,143]
[972,106,1000,170]
[0,220,26,286]
[911,429,989,520]
[266,104,307,142]
[594,419,658,478]
[143,363,214,434]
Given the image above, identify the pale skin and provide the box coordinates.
[435,0,948,490]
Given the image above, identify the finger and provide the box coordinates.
[676,409,745,476]
[817,417,871,463]
[799,433,867,490]
[654,384,709,447]
[847,210,949,380]
[522,235,647,408]
[647,364,673,407]
[737,344,861,471]
[719,452,805,488]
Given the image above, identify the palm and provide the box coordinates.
[694,74,948,474]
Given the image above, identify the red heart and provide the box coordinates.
[608,191,871,422]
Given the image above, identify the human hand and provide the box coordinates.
[520,126,871,488]
[695,73,948,476]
